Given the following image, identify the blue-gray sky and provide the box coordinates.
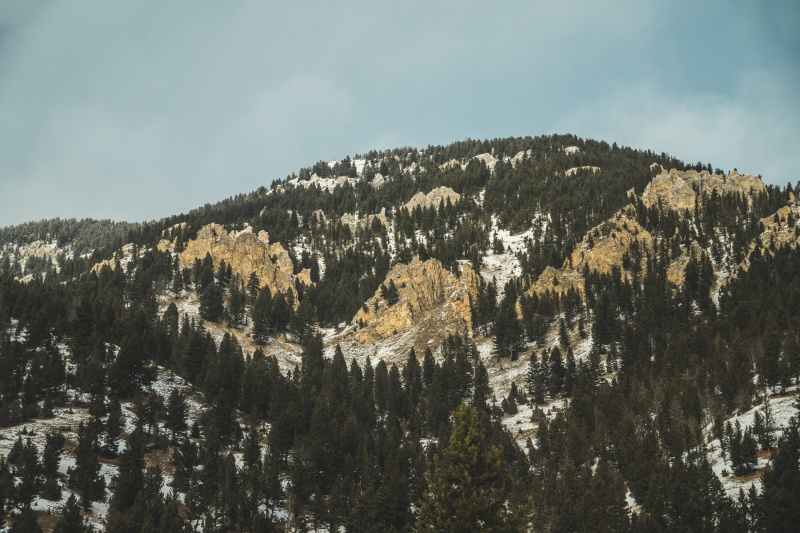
[0,0,798,227]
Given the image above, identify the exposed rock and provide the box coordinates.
[91,244,137,274]
[473,153,498,170]
[666,241,707,287]
[371,173,386,188]
[529,266,585,297]
[1,240,67,277]
[565,166,600,177]
[178,224,303,299]
[564,146,580,155]
[566,207,653,279]
[740,202,800,269]
[352,258,479,344]
[641,169,766,211]
[439,159,461,170]
[286,173,359,193]
[340,207,387,234]
[404,186,461,212]
[509,150,532,167]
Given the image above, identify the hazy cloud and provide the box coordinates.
[0,0,798,226]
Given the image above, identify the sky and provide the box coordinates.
[0,0,798,227]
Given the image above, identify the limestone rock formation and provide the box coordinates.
[178,224,304,299]
[352,258,479,344]
[439,159,461,170]
[91,244,137,274]
[528,206,654,297]
[404,186,461,212]
[565,166,600,177]
[509,150,532,167]
[371,173,386,188]
[473,153,498,170]
[286,173,359,193]
[740,201,800,269]
[566,207,653,276]
[641,169,766,211]
[340,208,388,233]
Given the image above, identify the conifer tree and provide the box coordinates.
[68,422,105,511]
[10,505,42,533]
[110,429,145,513]
[53,494,92,533]
[418,403,532,532]
[165,389,188,442]
[199,283,224,323]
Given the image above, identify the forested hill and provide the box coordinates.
[1,133,799,532]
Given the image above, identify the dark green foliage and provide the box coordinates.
[418,403,532,532]
[199,283,224,323]
[9,505,42,533]
[0,135,798,531]
[53,494,92,533]
[68,422,105,511]
[380,279,399,305]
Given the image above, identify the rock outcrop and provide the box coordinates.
[286,173,359,193]
[91,243,138,274]
[341,208,388,233]
[565,166,600,177]
[352,258,479,344]
[178,224,307,299]
[528,206,654,297]
[473,153,498,170]
[641,169,766,211]
[740,200,800,269]
[404,187,461,212]
[509,150,532,167]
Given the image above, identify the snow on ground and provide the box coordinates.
[479,217,534,294]
[163,291,303,374]
[705,388,798,499]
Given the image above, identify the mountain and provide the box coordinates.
[0,134,799,531]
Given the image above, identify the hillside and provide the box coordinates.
[1,134,799,531]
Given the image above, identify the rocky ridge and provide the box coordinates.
[404,186,461,212]
[528,168,769,298]
[177,224,310,299]
[351,257,479,346]
[641,169,766,210]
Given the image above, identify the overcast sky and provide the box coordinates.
[0,0,798,227]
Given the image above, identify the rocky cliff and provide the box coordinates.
[641,169,766,211]
[178,224,309,298]
[741,198,800,269]
[351,257,479,344]
[404,186,461,212]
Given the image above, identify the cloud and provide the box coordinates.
[0,1,797,226]
[556,67,800,186]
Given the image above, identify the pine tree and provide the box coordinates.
[172,267,183,296]
[15,438,41,507]
[418,403,532,532]
[110,429,145,513]
[53,494,92,533]
[104,399,122,458]
[165,389,188,442]
[42,431,65,480]
[758,417,800,532]
[246,271,260,307]
[9,505,42,533]
[227,279,246,327]
[199,283,224,323]
[380,279,399,305]
[68,422,106,511]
